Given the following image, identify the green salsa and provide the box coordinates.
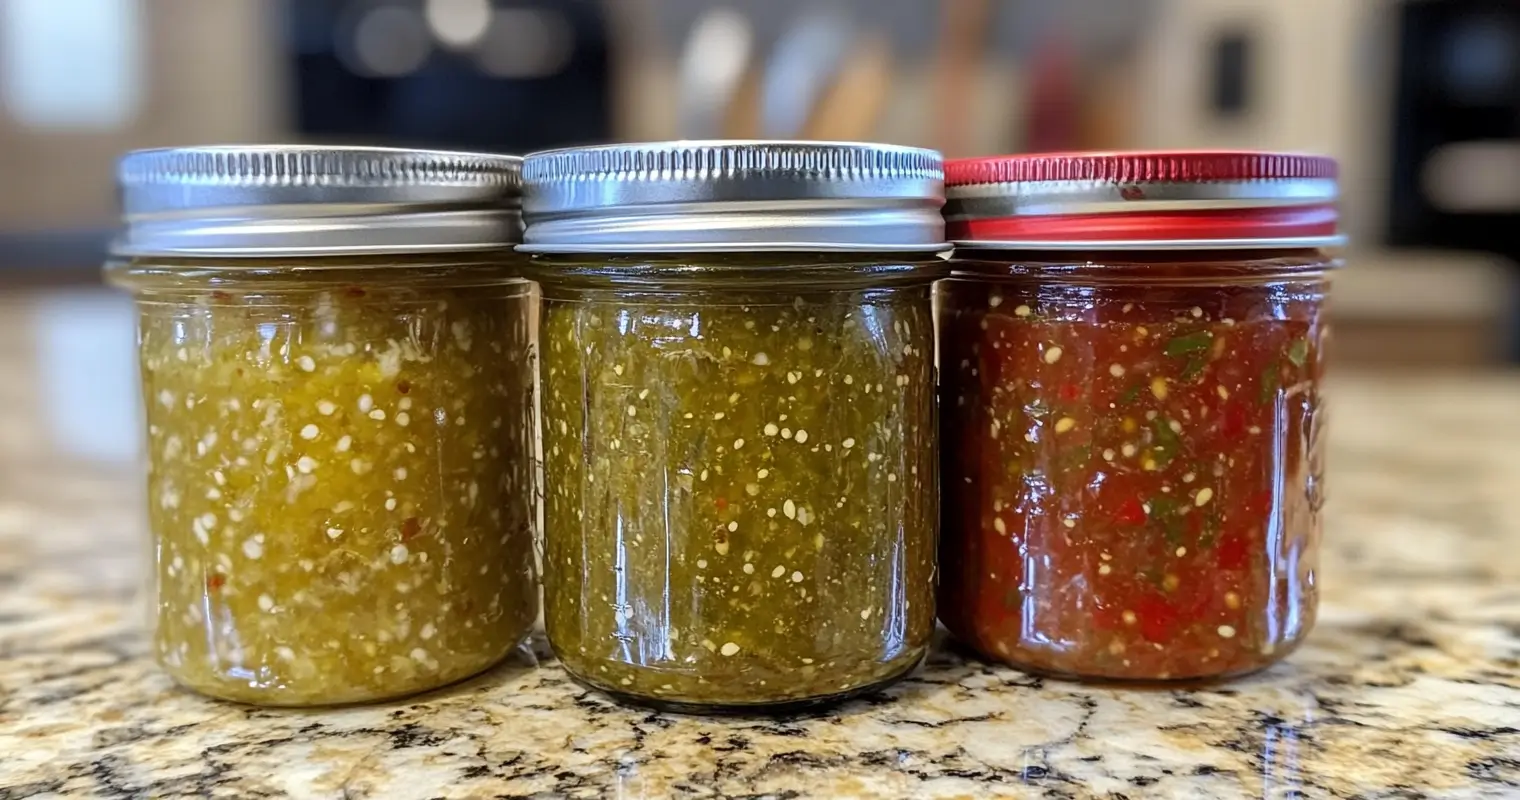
[538,258,940,709]
[116,259,538,706]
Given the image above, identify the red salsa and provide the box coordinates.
[937,253,1330,679]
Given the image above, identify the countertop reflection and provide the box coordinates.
[1,289,1517,799]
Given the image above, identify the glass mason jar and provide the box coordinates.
[521,141,949,712]
[107,147,538,705]
[936,151,1342,681]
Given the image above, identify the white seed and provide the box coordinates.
[842,438,856,449]
[326,527,343,539]
[336,435,352,453]
[300,424,320,440]
[1014,305,1032,317]
[317,400,337,416]
[394,467,408,481]
[1195,488,1214,507]
[297,355,316,372]
[734,438,746,449]
[1218,625,1236,639]
[390,544,409,564]
[1054,417,1076,434]
[296,456,317,474]
[258,594,274,612]
[720,642,741,656]
[771,565,786,578]
[752,352,770,366]
[369,409,386,421]
[743,563,755,574]
[764,423,779,436]
[385,498,397,511]
[794,429,808,444]
[627,405,637,418]
[396,412,410,427]
[783,499,797,519]
[791,571,804,583]
[1044,346,1063,364]
[358,394,374,413]
[1109,363,1126,377]
[242,536,264,560]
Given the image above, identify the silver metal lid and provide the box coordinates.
[113,145,524,257]
[519,140,948,253]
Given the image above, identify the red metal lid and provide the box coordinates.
[944,150,1342,250]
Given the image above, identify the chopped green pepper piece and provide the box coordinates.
[1164,330,1214,358]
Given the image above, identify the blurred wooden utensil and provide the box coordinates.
[803,33,895,142]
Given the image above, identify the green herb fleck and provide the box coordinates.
[1149,495,1185,546]
[1259,363,1280,404]
[1150,418,1181,467]
[1181,354,1208,381]
[1058,444,1093,473]
[1287,337,1310,367]
[1164,330,1213,358]
[1119,383,1143,405]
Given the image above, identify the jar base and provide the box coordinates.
[945,635,1305,685]
[161,634,537,708]
[564,653,924,716]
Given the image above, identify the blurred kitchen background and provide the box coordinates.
[1,0,1519,467]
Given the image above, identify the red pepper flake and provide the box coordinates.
[209,290,232,302]
[1058,383,1082,403]
[715,497,729,512]
[1115,497,1147,526]
[205,573,226,592]
[400,517,422,541]
[1220,400,1247,438]
[1137,594,1178,643]
[346,287,367,298]
[396,379,412,395]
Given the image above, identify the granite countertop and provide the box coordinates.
[1,292,1517,799]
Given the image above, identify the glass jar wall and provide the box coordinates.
[537,258,941,710]
[110,258,539,705]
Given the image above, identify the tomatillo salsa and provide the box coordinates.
[538,261,939,710]
[123,262,538,705]
[937,254,1329,680]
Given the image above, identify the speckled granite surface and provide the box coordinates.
[1,293,1517,799]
